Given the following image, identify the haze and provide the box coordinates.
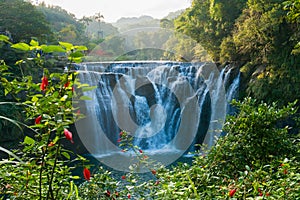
[39,0,191,22]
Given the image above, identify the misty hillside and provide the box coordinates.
[113,15,160,32]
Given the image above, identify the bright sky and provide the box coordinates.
[39,0,192,22]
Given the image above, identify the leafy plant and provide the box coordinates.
[77,98,299,199]
[0,37,93,199]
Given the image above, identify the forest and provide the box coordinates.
[0,0,299,199]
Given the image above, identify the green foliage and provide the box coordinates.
[284,0,300,23]
[284,0,300,54]
[0,39,93,199]
[37,5,87,45]
[77,98,300,199]
[78,167,119,199]
[175,0,247,61]
[233,0,294,64]
[247,65,300,106]
[0,0,54,43]
[207,98,297,175]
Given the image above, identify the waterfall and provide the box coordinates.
[74,61,239,171]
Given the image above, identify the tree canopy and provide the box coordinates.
[0,0,53,43]
[175,0,247,61]
[174,0,300,105]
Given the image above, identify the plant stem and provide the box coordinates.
[39,148,44,200]
[47,142,61,199]
[40,131,52,199]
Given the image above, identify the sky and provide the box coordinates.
[38,0,192,22]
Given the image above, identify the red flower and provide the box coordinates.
[151,169,157,175]
[119,131,124,136]
[127,194,131,199]
[64,81,70,88]
[229,189,236,197]
[258,188,262,193]
[155,180,160,185]
[139,149,143,154]
[40,76,48,91]
[259,192,263,196]
[266,192,270,196]
[83,167,91,181]
[121,175,126,180]
[64,129,74,144]
[35,115,42,124]
[117,138,121,143]
[106,190,111,197]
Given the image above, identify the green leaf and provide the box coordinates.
[245,165,251,171]
[0,146,24,163]
[79,96,92,100]
[60,95,68,101]
[24,136,35,145]
[68,57,82,63]
[0,34,9,42]
[41,45,66,53]
[74,45,88,51]
[59,41,73,50]
[62,152,70,160]
[77,83,90,88]
[82,86,97,92]
[11,43,30,51]
[30,39,39,46]
[31,96,39,102]
[0,116,22,131]
[53,136,60,144]
[69,51,84,58]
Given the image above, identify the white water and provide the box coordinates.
[75,61,239,171]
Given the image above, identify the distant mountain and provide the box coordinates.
[113,15,160,32]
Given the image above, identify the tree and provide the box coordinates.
[233,0,294,63]
[234,0,300,105]
[94,12,104,39]
[175,0,247,61]
[284,0,300,54]
[0,0,53,43]
[37,4,87,45]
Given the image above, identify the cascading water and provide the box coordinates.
[75,61,240,171]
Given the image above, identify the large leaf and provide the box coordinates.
[61,152,70,160]
[24,136,35,145]
[0,146,24,163]
[69,51,84,58]
[59,41,73,50]
[0,115,22,131]
[41,45,66,53]
[74,45,88,51]
[30,39,39,46]
[0,34,9,42]
[11,43,30,51]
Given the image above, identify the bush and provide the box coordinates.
[78,98,299,199]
